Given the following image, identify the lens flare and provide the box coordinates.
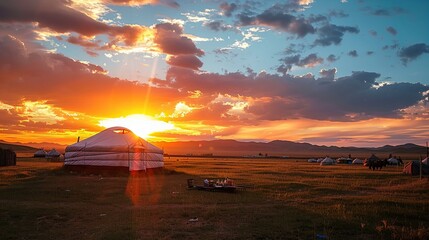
[99,114,174,139]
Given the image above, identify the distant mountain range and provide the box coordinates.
[156,140,428,159]
[1,139,427,159]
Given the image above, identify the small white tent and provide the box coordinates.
[47,149,61,158]
[64,127,164,171]
[34,149,47,158]
[352,158,364,164]
[320,157,335,166]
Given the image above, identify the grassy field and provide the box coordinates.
[1,157,428,240]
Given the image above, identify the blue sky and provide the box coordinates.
[49,0,429,84]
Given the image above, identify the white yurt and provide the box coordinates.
[47,149,61,158]
[352,158,364,164]
[34,149,47,158]
[320,157,335,166]
[387,158,398,165]
[64,127,164,171]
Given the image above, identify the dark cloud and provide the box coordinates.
[314,24,359,46]
[398,43,429,65]
[277,53,323,73]
[348,50,358,57]
[327,54,339,62]
[204,21,231,31]
[367,51,374,55]
[386,26,397,36]
[237,4,315,37]
[298,53,324,67]
[382,43,398,50]
[154,23,204,56]
[166,55,203,70]
[220,2,238,17]
[163,67,429,121]
[319,68,337,79]
[0,0,109,36]
[283,43,305,55]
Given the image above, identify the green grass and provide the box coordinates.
[0,157,428,240]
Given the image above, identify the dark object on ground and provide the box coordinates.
[364,154,386,170]
[403,161,429,175]
[0,148,16,166]
[187,178,238,192]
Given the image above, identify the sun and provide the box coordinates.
[99,114,174,139]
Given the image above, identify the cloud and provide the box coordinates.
[319,68,337,79]
[166,54,203,70]
[0,0,154,53]
[278,53,323,73]
[398,43,429,65]
[0,35,183,117]
[298,53,324,67]
[161,67,428,122]
[0,0,109,36]
[314,24,359,46]
[204,21,232,31]
[220,2,238,17]
[348,50,358,57]
[327,54,339,62]
[237,4,315,37]
[154,23,205,56]
[367,51,374,55]
[105,0,179,8]
[386,26,397,36]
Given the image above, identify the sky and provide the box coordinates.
[0,0,428,147]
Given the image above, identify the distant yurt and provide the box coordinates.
[307,158,317,163]
[47,149,61,158]
[320,157,335,166]
[0,148,16,166]
[64,127,164,171]
[34,149,47,158]
[337,157,352,164]
[403,161,429,175]
[352,158,364,164]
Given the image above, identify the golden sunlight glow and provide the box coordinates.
[99,114,174,139]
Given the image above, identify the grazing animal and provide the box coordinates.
[364,154,386,170]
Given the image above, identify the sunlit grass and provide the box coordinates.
[0,157,428,239]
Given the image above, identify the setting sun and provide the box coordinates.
[99,114,174,139]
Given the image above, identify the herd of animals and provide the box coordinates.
[364,154,404,170]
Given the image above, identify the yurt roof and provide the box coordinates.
[65,126,163,154]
